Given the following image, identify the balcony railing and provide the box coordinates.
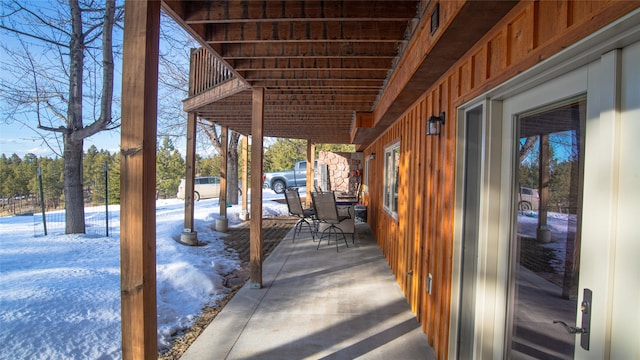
[188,47,235,97]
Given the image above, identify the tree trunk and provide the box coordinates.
[200,123,241,205]
[227,132,240,204]
[64,137,86,233]
[519,136,538,163]
[64,0,86,234]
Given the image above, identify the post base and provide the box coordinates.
[180,231,198,246]
[216,217,228,232]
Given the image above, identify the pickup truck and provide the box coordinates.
[263,160,313,194]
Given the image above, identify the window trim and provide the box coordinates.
[382,140,400,218]
[363,156,370,194]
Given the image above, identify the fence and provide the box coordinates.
[30,164,111,237]
[32,205,111,237]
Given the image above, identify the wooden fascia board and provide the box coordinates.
[182,78,250,113]
[371,0,517,131]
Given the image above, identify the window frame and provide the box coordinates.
[363,156,370,193]
[382,140,400,218]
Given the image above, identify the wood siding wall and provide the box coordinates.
[364,1,639,358]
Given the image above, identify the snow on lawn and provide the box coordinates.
[0,188,292,359]
[517,210,577,274]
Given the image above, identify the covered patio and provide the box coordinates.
[119,0,518,357]
[181,222,435,360]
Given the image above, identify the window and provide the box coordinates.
[363,156,370,193]
[383,141,400,216]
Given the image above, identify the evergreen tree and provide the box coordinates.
[40,157,64,209]
[0,154,14,200]
[156,136,185,197]
[264,138,307,172]
[316,143,356,154]
[197,155,221,176]
[83,145,101,201]
[107,154,120,205]
[13,153,36,198]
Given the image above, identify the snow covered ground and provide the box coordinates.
[517,210,576,274]
[0,189,291,359]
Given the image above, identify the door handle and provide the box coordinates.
[553,288,592,350]
[553,320,587,334]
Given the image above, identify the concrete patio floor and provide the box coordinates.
[181,222,436,360]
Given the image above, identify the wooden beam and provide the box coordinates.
[247,78,383,88]
[240,69,388,81]
[182,0,418,23]
[183,77,249,112]
[183,112,197,232]
[220,126,228,219]
[204,21,406,43]
[120,0,160,358]
[250,87,264,288]
[233,57,392,71]
[221,42,399,59]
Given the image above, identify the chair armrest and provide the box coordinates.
[337,206,353,218]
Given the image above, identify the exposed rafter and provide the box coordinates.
[162,0,421,144]
[162,0,518,146]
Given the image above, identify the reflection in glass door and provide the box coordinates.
[509,98,586,359]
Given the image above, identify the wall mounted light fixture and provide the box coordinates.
[368,152,376,160]
[426,112,445,136]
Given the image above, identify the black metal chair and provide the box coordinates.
[284,188,316,242]
[311,191,353,252]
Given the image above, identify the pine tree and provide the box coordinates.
[157,136,185,197]
[264,138,307,172]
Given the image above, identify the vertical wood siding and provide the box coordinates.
[363,1,638,358]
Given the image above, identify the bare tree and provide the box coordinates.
[519,136,539,163]
[1,0,123,233]
[200,123,241,204]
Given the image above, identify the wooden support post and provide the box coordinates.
[250,87,264,288]
[241,136,249,219]
[120,0,160,358]
[306,141,315,208]
[220,126,228,219]
[184,112,197,232]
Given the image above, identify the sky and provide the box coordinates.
[0,188,291,359]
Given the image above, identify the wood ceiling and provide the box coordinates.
[162,0,425,145]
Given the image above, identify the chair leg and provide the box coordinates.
[316,228,327,250]
[316,225,348,252]
[332,226,348,252]
[292,220,301,242]
[293,218,315,242]
[305,219,316,240]
[311,218,319,242]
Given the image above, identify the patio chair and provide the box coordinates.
[284,188,316,242]
[311,192,354,252]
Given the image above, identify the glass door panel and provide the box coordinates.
[509,98,586,359]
